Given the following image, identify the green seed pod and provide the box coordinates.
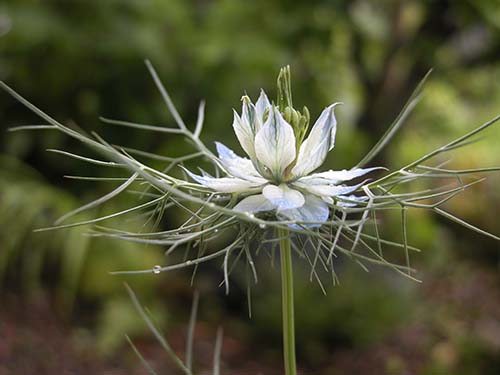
[302,106,310,127]
[291,109,300,128]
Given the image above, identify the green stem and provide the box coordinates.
[278,227,296,375]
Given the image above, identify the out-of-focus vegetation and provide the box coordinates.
[1,0,499,374]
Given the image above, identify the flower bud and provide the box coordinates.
[283,106,293,124]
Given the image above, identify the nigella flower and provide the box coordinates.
[4,62,497,276]
[185,89,380,228]
[3,62,499,374]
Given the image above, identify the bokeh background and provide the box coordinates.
[1,1,499,374]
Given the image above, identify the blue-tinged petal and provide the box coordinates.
[293,179,366,198]
[279,194,330,228]
[291,103,341,177]
[298,167,382,185]
[262,184,305,210]
[215,142,266,183]
[233,194,275,213]
[254,106,296,178]
[184,169,263,193]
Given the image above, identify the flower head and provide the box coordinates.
[186,68,379,227]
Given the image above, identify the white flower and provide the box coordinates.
[186,90,380,227]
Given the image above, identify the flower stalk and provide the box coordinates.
[279,227,297,375]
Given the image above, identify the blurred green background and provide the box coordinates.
[1,0,499,374]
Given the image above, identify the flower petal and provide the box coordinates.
[254,90,271,131]
[232,100,256,159]
[254,106,296,178]
[262,184,305,210]
[293,179,366,198]
[233,194,275,213]
[215,142,265,183]
[291,103,341,177]
[184,169,263,193]
[298,167,382,185]
[279,194,330,228]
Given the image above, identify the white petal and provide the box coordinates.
[291,103,340,177]
[233,194,275,213]
[322,196,334,204]
[254,106,296,178]
[241,96,254,129]
[262,184,305,210]
[298,167,382,185]
[232,106,256,160]
[185,169,263,193]
[254,90,271,131]
[293,179,366,197]
[215,142,265,183]
[279,194,330,228]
